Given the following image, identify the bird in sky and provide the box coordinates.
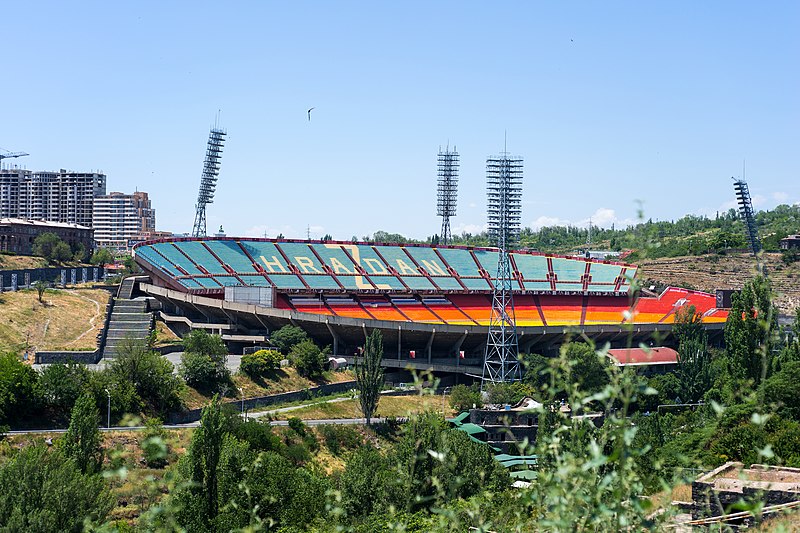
[308,107,315,121]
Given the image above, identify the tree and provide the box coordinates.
[270,325,309,354]
[39,362,92,418]
[181,330,230,389]
[31,232,63,260]
[33,279,48,303]
[72,242,87,263]
[674,305,712,402]
[111,336,183,415]
[563,341,611,394]
[52,241,72,262]
[449,383,483,412]
[177,395,228,529]
[0,445,113,532]
[724,275,777,385]
[0,352,41,425]
[339,446,392,517]
[289,339,329,379]
[90,247,114,266]
[61,392,103,474]
[762,361,800,421]
[356,329,384,424]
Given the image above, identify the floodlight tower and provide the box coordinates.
[483,151,523,385]
[733,177,761,256]
[192,126,226,238]
[437,146,459,245]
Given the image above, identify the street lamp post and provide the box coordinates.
[104,388,111,429]
[442,386,451,414]
[239,387,245,420]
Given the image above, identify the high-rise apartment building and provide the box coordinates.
[0,168,106,227]
[92,191,156,251]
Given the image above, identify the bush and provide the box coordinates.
[270,325,309,354]
[181,330,230,390]
[319,424,363,455]
[449,383,483,412]
[288,417,306,436]
[181,352,223,389]
[240,349,282,378]
[141,418,169,468]
[290,340,330,379]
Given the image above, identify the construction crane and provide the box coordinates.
[0,148,29,167]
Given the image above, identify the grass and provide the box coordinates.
[273,393,455,420]
[0,288,110,355]
[180,367,356,409]
[0,253,50,270]
[153,320,181,347]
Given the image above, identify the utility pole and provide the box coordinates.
[105,388,111,428]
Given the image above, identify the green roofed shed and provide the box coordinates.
[447,412,470,427]
[456,423,486,436]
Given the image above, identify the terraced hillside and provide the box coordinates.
[639,252,799,315]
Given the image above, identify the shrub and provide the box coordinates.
[240,349,282,378]
[270,325,309,354]
[449,383,483,412]
[319,424,363,456]
[181,330,230,390]
[288,417,306,436]
[290,340,330,379]
[141,418,169,468]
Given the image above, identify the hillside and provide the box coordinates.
[0,288,110,355]
[639,252,800,315]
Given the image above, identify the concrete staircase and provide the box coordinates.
[118,276,137,300]
[103,298,153,358]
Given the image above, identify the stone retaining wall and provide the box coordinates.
[166,380,357,424]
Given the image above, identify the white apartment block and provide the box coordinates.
[92,191,156,251]
[0,168,106,228]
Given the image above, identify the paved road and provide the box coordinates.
[6,416,391,436]
[164,352,241,374]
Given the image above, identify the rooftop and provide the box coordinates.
[0,218,92,230]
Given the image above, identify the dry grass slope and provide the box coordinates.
[0,288,110,355]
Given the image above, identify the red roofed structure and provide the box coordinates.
[606,347,678,373]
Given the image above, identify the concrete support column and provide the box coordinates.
[397,325,402,360]
[452,331,468,365]
[426,328,436,363]
[325,321,341,356]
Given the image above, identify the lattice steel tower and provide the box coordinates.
[192,126,226,238]
[483,152,523,385]
[437,146,459,245]
[733,177,761,256]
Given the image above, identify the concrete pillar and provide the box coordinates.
[426,328,436,363]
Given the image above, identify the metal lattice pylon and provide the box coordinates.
[733,177,761,256]
[483,153,523,385]
[192,127,226,238]
[437,146,459,245]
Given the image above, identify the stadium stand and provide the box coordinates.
[134,238,726,328]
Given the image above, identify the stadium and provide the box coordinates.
[133,237,730,374]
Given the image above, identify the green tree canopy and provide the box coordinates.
[60,392,103,474]
[724,275,777,385]
[290,339,329,379]
[90,247,114,266]
[0,445,113,532]
[0,352,41,425]
[270,325,309,354]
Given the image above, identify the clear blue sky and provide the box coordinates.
[4,2,798,239]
